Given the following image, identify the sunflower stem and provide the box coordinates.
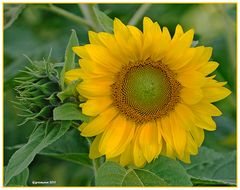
[35,4,93,29]
[78,4,100,31]
[86,137,101,184]
[128,4,152,25]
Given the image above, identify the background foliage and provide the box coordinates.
[4,3,236,186]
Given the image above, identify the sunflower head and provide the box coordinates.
[15,59,60,125]
[65,17,231,167]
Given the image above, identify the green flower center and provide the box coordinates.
[112,59,182,123]
[124,65,170,114]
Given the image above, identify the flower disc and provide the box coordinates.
[112,60,182,123]
[124,64,170,113]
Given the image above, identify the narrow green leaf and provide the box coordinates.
[4,121,71,185]
[57,79,81,102]
[96,156,192,186]
[93,6,113,33]
[60,30,79,90]
[6,168,29,187]
[53,102,90,122]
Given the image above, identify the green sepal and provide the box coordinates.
[60,30,79,90]
[57,79,81,102]
[53,102,90,122]
[93,6,113,33]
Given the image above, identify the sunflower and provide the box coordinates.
[65,17,231,167]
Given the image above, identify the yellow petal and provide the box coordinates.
[186,133,198,155]
[114,18,137,61]
[79,107,118,137]
[162,27,171,42]
[172,24,184,41]
[179,150,191,163]
[98,32,128,64]
[175,103,195,131]
[127,25,143,60]
[204,77,227,87]
[159,116,174,148]
[202,86,231,102]
[179,46,207,72]
[107,120,135,158]
[165,29,194,62]
[191,101,222,116]
[133,127,146,167]
[78,59,109,76]
[156,119,163,144]
[88,31,102,45]
[99,115,135,159]
[139,121,161,163]
[181,87,203,105]
[168,48,196,71]
[143,17,154,47]
[89,134,103,159]
[80,96,112,117]
[163,140,176,159]
[64,69,83,84]
[179,29,194,47]
[177,71,205,88]
[194,113,216,131]
[199,47,213,63]
[198,61,219,76]
[84,44,123,72]
[72,46,90,59]
[189,126,204,147]
[120,143,132,166]
[170,112,187,158]
[76,79,113,98]
[152,26,172,61]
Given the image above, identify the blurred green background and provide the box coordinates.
[4,3,236,186]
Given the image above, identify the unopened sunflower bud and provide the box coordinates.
[15,59,61,125]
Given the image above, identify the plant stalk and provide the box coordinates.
[78,4,100,31]
[35,4,93,29]
[86,137,101,184]
[128,4,152,25]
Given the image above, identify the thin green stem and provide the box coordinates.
[78,4,100,31]
[35,4,93,29]
[128,4,152,25]
[86,137,101,184]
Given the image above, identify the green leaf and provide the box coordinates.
[6,168,29,186]
[181,147,224,170]
[93,6,113,33]
[122,169,167,186]
[40,129,91,167]
[40,152,91,167]
[53,102,90,122]
[57,79,81,102]
[60,30,79,90]
[4,121,71,185]
[184,147,236,186]
[96,156,192,186]
[144,156,192,186]
[4,4,25,29]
